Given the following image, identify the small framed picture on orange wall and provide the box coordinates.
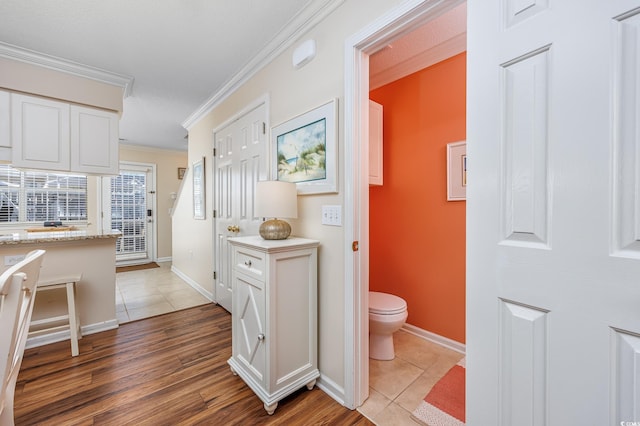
[447,141,466,201]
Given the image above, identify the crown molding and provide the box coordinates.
[182,0,345,130]
[0,41,134,97]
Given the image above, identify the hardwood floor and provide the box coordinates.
[15,304,373,426]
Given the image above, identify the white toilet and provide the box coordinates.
[369,291,408,360]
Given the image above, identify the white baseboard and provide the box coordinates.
[26,319,119,350]
[170,265,214,301]
[401,323,466,354]
[316,374,345,406]
[156,256,172,263]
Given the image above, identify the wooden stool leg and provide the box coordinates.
[66,282,79,357]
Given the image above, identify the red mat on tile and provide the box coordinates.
[411,358,465,426]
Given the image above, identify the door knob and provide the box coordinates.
[227,225,240,233]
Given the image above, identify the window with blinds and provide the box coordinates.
[0,165,87,224]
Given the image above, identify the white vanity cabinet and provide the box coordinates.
[10,93,119,174]
[227,236,319,415]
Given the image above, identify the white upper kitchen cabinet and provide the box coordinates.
[71,105,119,175]
[11,93,70,171]
[9,92,119,175]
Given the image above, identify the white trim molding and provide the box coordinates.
[402,323,466,354]
[171,265,214,301]
[181,0,345,130]
[26,319,119,350]
[316,374,346,406]
[0,41,135,97]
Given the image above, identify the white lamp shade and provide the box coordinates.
[255,180,298,219]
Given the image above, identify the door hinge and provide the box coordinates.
[263,122,266,134]
[213,148,217,157]
[213,271,217,280]
[213,210,217,218]
[352,241,359,252]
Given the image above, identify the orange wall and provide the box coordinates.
[369,52,466,344]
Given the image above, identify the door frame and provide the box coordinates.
[343,0,465,408]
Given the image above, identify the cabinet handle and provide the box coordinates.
[244,260,252,267]
[257,333,265,341]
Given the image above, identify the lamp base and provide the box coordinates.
[259,219,291,240]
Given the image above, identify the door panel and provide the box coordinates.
[468,1,640,424]
[214,103,267,312]
[234,272,265,383]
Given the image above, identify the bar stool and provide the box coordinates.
[30,274,82,356]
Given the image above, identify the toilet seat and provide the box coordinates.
[369,291,407,315]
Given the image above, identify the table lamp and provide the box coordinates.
[255,180,298,240]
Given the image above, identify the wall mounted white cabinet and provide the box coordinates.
[0,91,10,157]
[227,236,319,415]
[9,92,119,175]
[70,105,119,174]
[369,100,383,186]
[11,93,70,171]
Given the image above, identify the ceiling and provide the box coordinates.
[0,0,326,151]
[369,2,466,90]
[0,1,466,152]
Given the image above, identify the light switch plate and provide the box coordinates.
[322,205,342,226]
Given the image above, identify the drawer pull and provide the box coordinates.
[257,333,265,341]
[244,260,252,267]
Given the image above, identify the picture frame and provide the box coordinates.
[447,141,467,201]
[192,158,205,219]
[271,98,337,195]
[178,167,186,180]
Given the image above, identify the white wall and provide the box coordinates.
[0,57,123,113]
[172,0,403,402]
[120,144,187,260]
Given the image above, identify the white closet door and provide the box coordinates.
[468,1,640,424]
[213,103,268,312]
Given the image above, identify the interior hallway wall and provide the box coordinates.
[175,0,406,399]
[369,52,466,343]
[120,144,187,261]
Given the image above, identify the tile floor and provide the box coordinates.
[358,330,465,425]
[115,261,211,323]
[115,263,465,425]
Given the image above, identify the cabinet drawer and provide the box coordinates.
[234,248,265,281]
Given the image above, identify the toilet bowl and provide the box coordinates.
[369,291,408,360]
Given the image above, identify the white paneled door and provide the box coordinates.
[468,1,640,425]
[213,102,268,313]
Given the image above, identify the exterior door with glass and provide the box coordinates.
[103,162,156,264]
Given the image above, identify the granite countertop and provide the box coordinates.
[0,229,122,245]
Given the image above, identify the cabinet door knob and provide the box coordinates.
[257,333,265,341]
[244,260,252,267]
